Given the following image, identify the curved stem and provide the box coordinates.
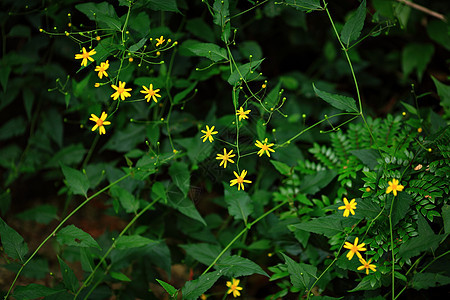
[389,195,396,300]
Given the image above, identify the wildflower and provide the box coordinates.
[129,57,133,62]
[230,170,252,191]
[417,127,422,133]
[156,36,165,47]
[75,47,96,67]
[96,36,101,41]
[111,81,132,101]
[94,83,100,88]
[386,179,404,196]
[200,295,207,300]
[140,84,161,103]
[338,198,357,217]
[357,258,377,275]
[226,278,243,298]
[200,125,218,143]
[236,107,251,121]
[89,112,111,135]
[262,83,266,89]
[68,23,72,27]
[343,237,366,260]
[94,60,109,79]
[216,148,235,168]
[255,138,275,157]
[365,187,371,192]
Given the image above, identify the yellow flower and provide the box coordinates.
[343,237,366,260]
[255,138,275,157]
[338,198,357,217]
[140,84,161,103]
[89,112,111,135]
[75,47,96,67]
[216,148,235,168]
[111,81,132,101]
[236,107,251,121]
[386,179,404,196]
[200,294,207,300]
[357,258,377,275]
[200,125,218,143]
[156,35,165,46]
[226,278,243,298]
[94,60,109,79]
[230,170,252,191]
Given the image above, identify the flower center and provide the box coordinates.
[82,52,90,58]
[148,90,155,96]
[237,177,244,184]
[351,245,358,252]
[261,144,269,151]
[96,119,104,126]
[117,87,124,94]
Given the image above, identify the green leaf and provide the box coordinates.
[270,160,292,176]
[348,275,380,292]
[110,271,131,282]
[180,243,225,266]
[284,0,322,11]
[12,284,65,300]
[152,182,167,203]
[442,205,450,234]
[228,59,264,86]
[75,2,121,30]
[290,216,343,238]
[110,186,139,214]
[0,117,27,141]
[166,185,206,226]
[213,0,230,26]
[58,256,79,292]
[16,204,58,225]
[60,164,89,197]
[174,81,197,104]
[143,0,180,13]
[313,84,358,113]
[46,144,86,168]
[0,66,11,92]
[156,279,178,297]
[300,170,337,195]
[427,20,450,51]
[169,162,190,196]
[223,183,254,223]
[181,271,221,300]
[350,149,380,170]
[391,192,412,227]
[264,81,282,109]
[357,199,381,219]
[129,38,147,53]
[412,273,450,290]
[340,0,366,46]
[0,218,28,262]
[282,253,316,290]
[56,225,101,249]
[115,235,157,249]
[215,255,269,278]
[186,18,215,43]
[402,43,434,81]
[183,42,228,62]
[431,76,450,109]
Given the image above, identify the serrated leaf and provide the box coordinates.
[184,42,228,62]
[110,185,139,214]
[60,164,89,197]
[357,200,381,219]
[223,183,254,223]
[228,59,264,85]
[215,255,269,278]
[156,279,178,296]
[169,162,190,196]
[56,225,101,249]
[166,185,206,226]
[300,170,337,195]
[115,235,157,249]
[350,149,380,170]
[0,218,28,262]
[152,181,167,203]
[12,284,65,300]
[290,216,343,237]
[180,243,225,266]
[341,0,366,46]
[129,38,147,53]
[270,160,292,176]
[110,271,131,282]
[181,271,221,300]
[58,256,79,292]
[282,253,316,290]
[16,204,58,225]
[412,272,450,290]
[402,43,434,81]
[313,84,358,113]
[348,275,380,292]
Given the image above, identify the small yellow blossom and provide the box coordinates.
[200,294,207,300]
[94,60,109,79]
[68,23,72,27]
[386,179,404,196]
[156,36,165,47]
[216,148,236,168]
[230,170,252,191]
[236,107,251,121]
[365,187,371,192]
[140,84,161,103]
[200,125,218,143]
[75,47,96,67]
[111,81,132,101]
[255,138,275,157]
[226,278,243,298]
[343,237,366,260]
[357,258,377,275]
[89,112,111,135]
[129,57,133,62]
[94,83,100,88]
[417,127,422,133]
[262,83,266,89]
[96,36,101,41]
[338,198,357,217]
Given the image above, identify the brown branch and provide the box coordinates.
[396,0,446,22]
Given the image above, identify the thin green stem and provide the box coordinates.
[389,195,396,300]
[202,201,288,275]
[4,173,131,299]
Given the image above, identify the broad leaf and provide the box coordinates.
[270,160,292,176]
[110,185,139,214]
[180,243,225,266]
[0,218,28,262]
[391,192,412,227]
[215,255,269,277]
[432,76,450,109]
[313,84,358,113]
[223,183,254,223]
[340,0,366,46]
[115,235,157,249]
[228,59,264,86]
[12,284,65,300]
[282,253,316,290]
[442,204,450,234]
[76,2,121,30]
[412,273,450,290]
[402,43,434,80]
[58,256,79,292]
[60,164,89,197]
[169,162,190,196]
[166,184,206,225]
[110,271,131,282]
[182,271,221,300]
[156,279,178,297]
[290,216,343,237]
[56,225,101,249]
[183,42,228,62]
